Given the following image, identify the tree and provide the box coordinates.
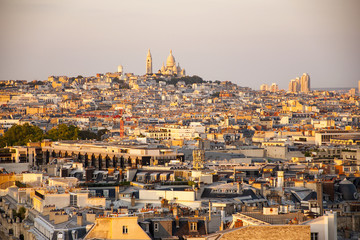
[78,129,108,141]
[0,123,44,147]
[17,207,26,220]
[45,124,79,141]
[78,130,97,140]
[96,129,109,141]
[168,75,205,86]
[12,207,26,221]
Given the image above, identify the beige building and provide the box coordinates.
[300,73,310,93]
[289,78,300,93]
[32,188,106,212]
[84,216,151,240]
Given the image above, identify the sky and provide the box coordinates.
[0,0,360,90]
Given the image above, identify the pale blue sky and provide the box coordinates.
[1,0,359,89]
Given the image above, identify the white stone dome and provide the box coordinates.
[166,50,175,67]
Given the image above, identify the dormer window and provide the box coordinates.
[154,223,159,232]
[123,225,128,234]
[190,222,197,231]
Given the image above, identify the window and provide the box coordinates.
[190,222,197,231]
[90,190,96,197]
[154,223,159,232]
[103,190,109,198]
[311,233,318,240]
[70,194,77,207]
[123,225,128,234]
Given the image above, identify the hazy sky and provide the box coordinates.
[1,0,360,89]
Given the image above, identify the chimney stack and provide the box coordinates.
[237,182,241,194]
[208,200,212,221]
[131,194,136,207]
[175,215,180,228]
[77,213,83,226]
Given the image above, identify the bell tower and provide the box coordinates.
[146,49,152,75]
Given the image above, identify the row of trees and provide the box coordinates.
[167,75,205,85]
[0,123,108,148]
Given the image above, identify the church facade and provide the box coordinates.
[146,49,186,77]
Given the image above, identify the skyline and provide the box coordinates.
[1,0,360,89]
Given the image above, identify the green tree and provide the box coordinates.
[0,123,44,147]
[12,207,26,221]
[168,75,205,86]
[96,129,109,141]
[45,124,79,141]
[78,130,97,140]
[17,207,26,220]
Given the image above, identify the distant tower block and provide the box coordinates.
[146,49,152,75]
[193,149,205,170]
[117,65,123,73]
[300,73,310,93]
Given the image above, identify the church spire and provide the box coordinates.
[146,49,152,75]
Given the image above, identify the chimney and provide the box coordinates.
[42,205,55,216]
[86,213,96,223]
[54,213,69,224]
[49,210,56,221]
[131,194,136,207]
[173,206,179,217]
[237,182,241,194]
[175,215,180,228]
[77,213,83,226]
[208,200,212,221]
[195,210,199,217]
[316,182,323,216]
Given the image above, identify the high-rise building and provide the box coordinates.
[270,83,278,93]
[295,77,301,92]
[349,88,356,96]
[260,84,269,91]
[288,79,299,93]
[300,73,310,93]
[117,65,123,73]
[146,49,152,75]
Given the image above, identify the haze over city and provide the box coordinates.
[1,0,360,89]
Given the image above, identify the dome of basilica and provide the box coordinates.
[166,50,176,67]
